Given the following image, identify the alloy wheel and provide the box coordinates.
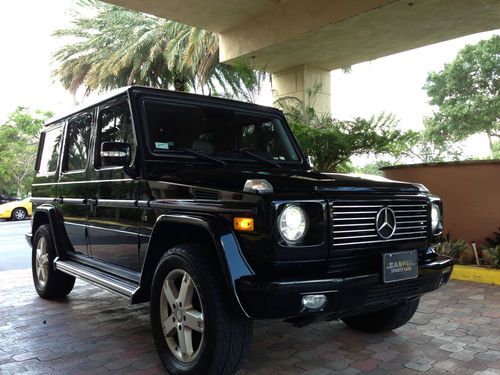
[160,269,205,363]
[35,237,49,287]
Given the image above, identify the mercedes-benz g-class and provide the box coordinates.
[28,86,452,375]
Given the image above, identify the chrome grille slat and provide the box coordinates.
[395,225,426,230]
[333,228,375,234]
[393,230,427,236]
[334,234,379,240]
[333,236,427,247]
[330,199,429,248]
[333,217,376,221]
[334,223,375,227]
[393,209,427,213]
[396,220,426,225]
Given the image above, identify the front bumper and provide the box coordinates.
[237,255,452,319]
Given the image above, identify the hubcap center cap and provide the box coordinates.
[176,309,183,321]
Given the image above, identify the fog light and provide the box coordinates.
[301,294,327,310]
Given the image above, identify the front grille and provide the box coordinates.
[330,198,429,248]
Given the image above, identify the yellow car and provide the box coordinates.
[0,197,32,220]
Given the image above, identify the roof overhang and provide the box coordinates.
[105,0,500,73]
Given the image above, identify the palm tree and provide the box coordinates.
[53,0,264,101]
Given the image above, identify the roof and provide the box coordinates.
[44,86,131,126]
[44,86,280,127]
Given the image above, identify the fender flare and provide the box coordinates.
[134,213,255,317]
[32,205,67,259]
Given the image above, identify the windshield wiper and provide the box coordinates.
[179,148,227,167]
[237,148,282,169]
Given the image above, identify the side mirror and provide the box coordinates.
[100,142,131,167]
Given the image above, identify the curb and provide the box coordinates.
[451,264,500,286]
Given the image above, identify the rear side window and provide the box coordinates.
[64,112,93,172]
[38,125,63,175]
[95,101,135,168]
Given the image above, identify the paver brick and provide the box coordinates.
[0,269,499,374]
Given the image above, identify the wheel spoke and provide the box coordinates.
[184,309,204,333]
[40,238,46,253]
[177,326,194,360]
[162,314,177,337]
[38,267,44,282]
[40,254,49,267]
[178,272,194,307]
[163,280,178,307]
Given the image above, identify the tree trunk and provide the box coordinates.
[487,132,494,155]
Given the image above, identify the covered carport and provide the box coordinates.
[105,0,500,114]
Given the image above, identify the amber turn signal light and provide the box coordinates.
[233,217,254,232]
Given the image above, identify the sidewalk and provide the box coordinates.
[0,269,499,374]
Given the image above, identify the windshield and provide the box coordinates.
[143,99,301,165]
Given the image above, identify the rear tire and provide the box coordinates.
[11,208,27,221]
[150,243,252,375]
[342,298,420,333]
[32,225,75,299]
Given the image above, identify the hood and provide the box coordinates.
[147,167,422,195]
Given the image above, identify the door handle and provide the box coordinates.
[87,198,98,206]
[54,197,63,204]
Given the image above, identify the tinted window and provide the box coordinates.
[144,100,299,163]
[64,112,93,172]
[96,101,135,168]
[38,126,63,174]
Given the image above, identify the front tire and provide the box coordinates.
[11,208,27,221]
[342,298,420,333]
[32,225,75,299]
[150,244,252,375]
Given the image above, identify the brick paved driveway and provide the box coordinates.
[1,269,499,375]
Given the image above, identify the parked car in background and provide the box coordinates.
[0,197,32,220]
[0,194,18,204]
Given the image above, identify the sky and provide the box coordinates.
[0,0,498,163]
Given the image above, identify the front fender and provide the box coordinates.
[135,213,255,317]
[31,205,67,258]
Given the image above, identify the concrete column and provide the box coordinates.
[272,65,331,116]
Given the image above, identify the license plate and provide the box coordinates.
[382,250,418,283]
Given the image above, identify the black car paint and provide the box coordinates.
[29,86,452,320]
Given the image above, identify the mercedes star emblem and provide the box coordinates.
[375,207,397,239]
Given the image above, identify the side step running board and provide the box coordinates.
[54,259,139,299]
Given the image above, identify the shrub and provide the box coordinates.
[485,227,500,248]
[436,238,474,265]
[482,246,500,269]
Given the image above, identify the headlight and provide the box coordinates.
[278,205,308,243]
[431,203,441,231]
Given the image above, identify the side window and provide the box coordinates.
[96,101,135,168]
[64,112,93,172]
[37,125,63,175]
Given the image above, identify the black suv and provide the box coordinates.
[27,86,452,375]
